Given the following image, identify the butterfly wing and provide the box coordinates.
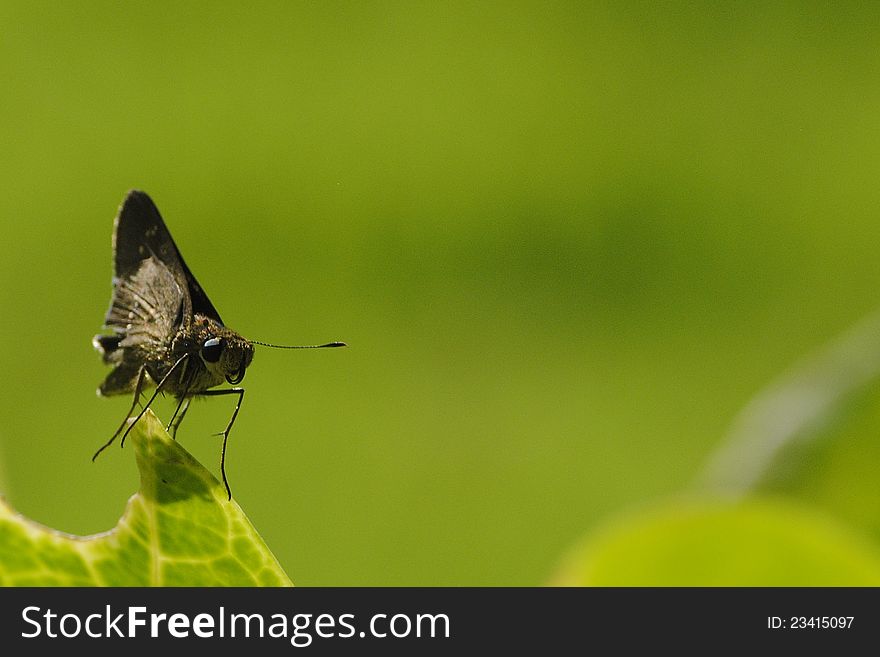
[111,190,224,325]
[96,190,222,396]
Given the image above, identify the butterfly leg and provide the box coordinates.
[118,354,191,449]
[195,387,245,501]
[168,397,191,440]
[166,365,194,438]
[93,365,148,461]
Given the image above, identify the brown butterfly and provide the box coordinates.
[92,190,345,499]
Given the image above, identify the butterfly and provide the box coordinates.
[92,190,344,499]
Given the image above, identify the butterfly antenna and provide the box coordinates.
[251,340,347,349]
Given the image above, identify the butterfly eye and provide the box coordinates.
[201,337,224,363]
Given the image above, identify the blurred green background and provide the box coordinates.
[3,2,880,585]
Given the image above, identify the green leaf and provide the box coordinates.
[0,410,293,586]
[552,498,880,586]
[697,310,880,541]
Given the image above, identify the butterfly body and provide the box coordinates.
[93,190,254,499]
[96,315,254,396]
[94,191,254,398]
[93,190,344,499]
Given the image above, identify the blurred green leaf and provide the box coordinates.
[0,411,292,586]
[697,310,880,541]
[552,498,880,586]
[752,382,880,542]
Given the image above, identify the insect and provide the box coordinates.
[92,190,345,499]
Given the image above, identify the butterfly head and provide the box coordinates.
[199,329,254,385]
